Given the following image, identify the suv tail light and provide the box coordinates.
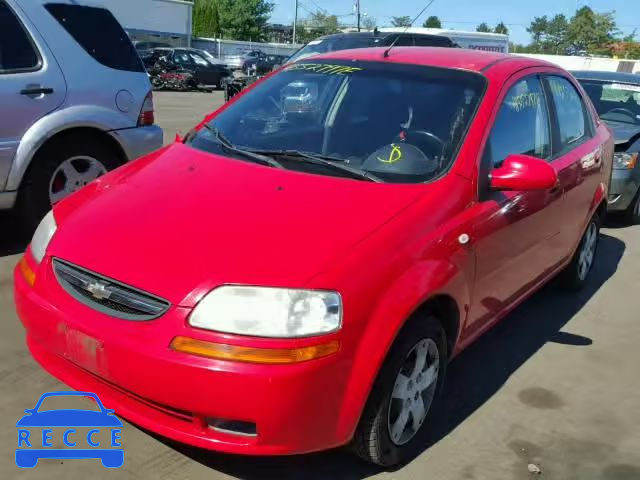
[138,90,155,126]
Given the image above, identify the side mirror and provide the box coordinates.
[490,154,558,191]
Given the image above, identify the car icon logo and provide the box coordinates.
[16,391,123,468]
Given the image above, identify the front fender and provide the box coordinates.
[6,105,133,191]
[335,258,470,443]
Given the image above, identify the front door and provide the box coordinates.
[188,51,217,86]
[0,0,65,188]
[466,73,565,337]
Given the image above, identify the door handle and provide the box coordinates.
[20,87,54,96]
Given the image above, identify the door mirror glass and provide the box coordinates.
[490,154,558,191]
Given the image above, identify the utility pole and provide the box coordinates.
[356,0,361,31]
[293,0,298,44]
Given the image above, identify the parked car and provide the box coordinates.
[241,53,288,75]
[0,0,162,229]
[287,30,457,63]
[142,47,232,90]
[225,50,266,70]
[16,48,612,467]
[573,70,640,223]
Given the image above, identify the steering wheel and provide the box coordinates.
[394,129,445,154]
[607,108,637,118]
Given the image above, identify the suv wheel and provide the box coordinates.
[18,135,120,232]
[559,212,601,290]
[351,315,447,467]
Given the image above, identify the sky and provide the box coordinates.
[270,0,640,45]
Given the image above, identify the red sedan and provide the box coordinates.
[15,48,613,466]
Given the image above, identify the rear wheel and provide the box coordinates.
[17,134,121,232]
[559,212,600,290]
[351,316,447,467]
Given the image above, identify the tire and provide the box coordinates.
[559,212,601,290]
[17,134,121,232]
[625,189,640,224]
[351,315,447,467]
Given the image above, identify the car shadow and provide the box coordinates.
[0,211,29,258]
[141,232,625,479]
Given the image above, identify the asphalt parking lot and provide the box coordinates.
[1,91,639,480]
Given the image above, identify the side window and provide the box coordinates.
[174,51,191,66]
[393,35,415,47]
[485,76,551,167]
[0,1,40,72]
[546,76,590,151]
[189,53,209,66]
[45,4,143,72]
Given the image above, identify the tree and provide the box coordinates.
[494,21,508,35]
[476,22,491,33]
[567,6,618,54]
[423,15,442,28]
[193,0,220,38]
[214,0,274,41]
[362,16,377,31]
[295,10,341,43]
[391,16,412,28]
[545,14,569,54]
[527,16,548,46]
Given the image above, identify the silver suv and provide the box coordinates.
[0,0,163,229]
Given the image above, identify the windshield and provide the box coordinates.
[288,37,374,63]
[579,79,640,125]
[187,60,485,183]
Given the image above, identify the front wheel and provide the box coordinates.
[559,212,601,290]
[17,135,121,232]
[351,316,447,467]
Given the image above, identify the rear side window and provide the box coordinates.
[546,76,590,151]
[45,3,143,72]
[485,76,551,167]
[0,1,40,72]
[414,35,454,47]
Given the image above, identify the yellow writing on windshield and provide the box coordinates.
[287,63,363,75]
[377,144,403,164]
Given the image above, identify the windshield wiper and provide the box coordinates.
[247,149,383,183]
[201,124,285,169]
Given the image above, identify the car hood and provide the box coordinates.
[50,144,425,307]
[606,121,640,147]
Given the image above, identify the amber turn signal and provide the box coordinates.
[18,256,36,287]
[170,336,340,364]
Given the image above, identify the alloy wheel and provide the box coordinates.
[49,156,107,204]
[387,338,440,446]
[577,221,598,281]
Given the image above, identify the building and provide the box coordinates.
[88,0,193,47]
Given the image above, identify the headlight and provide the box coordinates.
[613,152,638,170]
[30,210,57,263]
[189,286,342,338]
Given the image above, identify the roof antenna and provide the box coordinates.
[383,0,437,58]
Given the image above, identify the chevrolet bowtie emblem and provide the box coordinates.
[85,281,111,300]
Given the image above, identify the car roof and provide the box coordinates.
[571,70,640,84]
[308,47,555,74]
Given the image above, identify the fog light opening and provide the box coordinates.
[207,418,257,437]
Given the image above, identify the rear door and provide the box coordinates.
[543,74,605,254]
[0,0,65,189]
[189,51,217,86]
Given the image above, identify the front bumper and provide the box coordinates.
[608,168,639,211]
[15,259,352,455]
[109,125,164,162]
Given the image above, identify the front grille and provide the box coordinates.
[53,259,170,320]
